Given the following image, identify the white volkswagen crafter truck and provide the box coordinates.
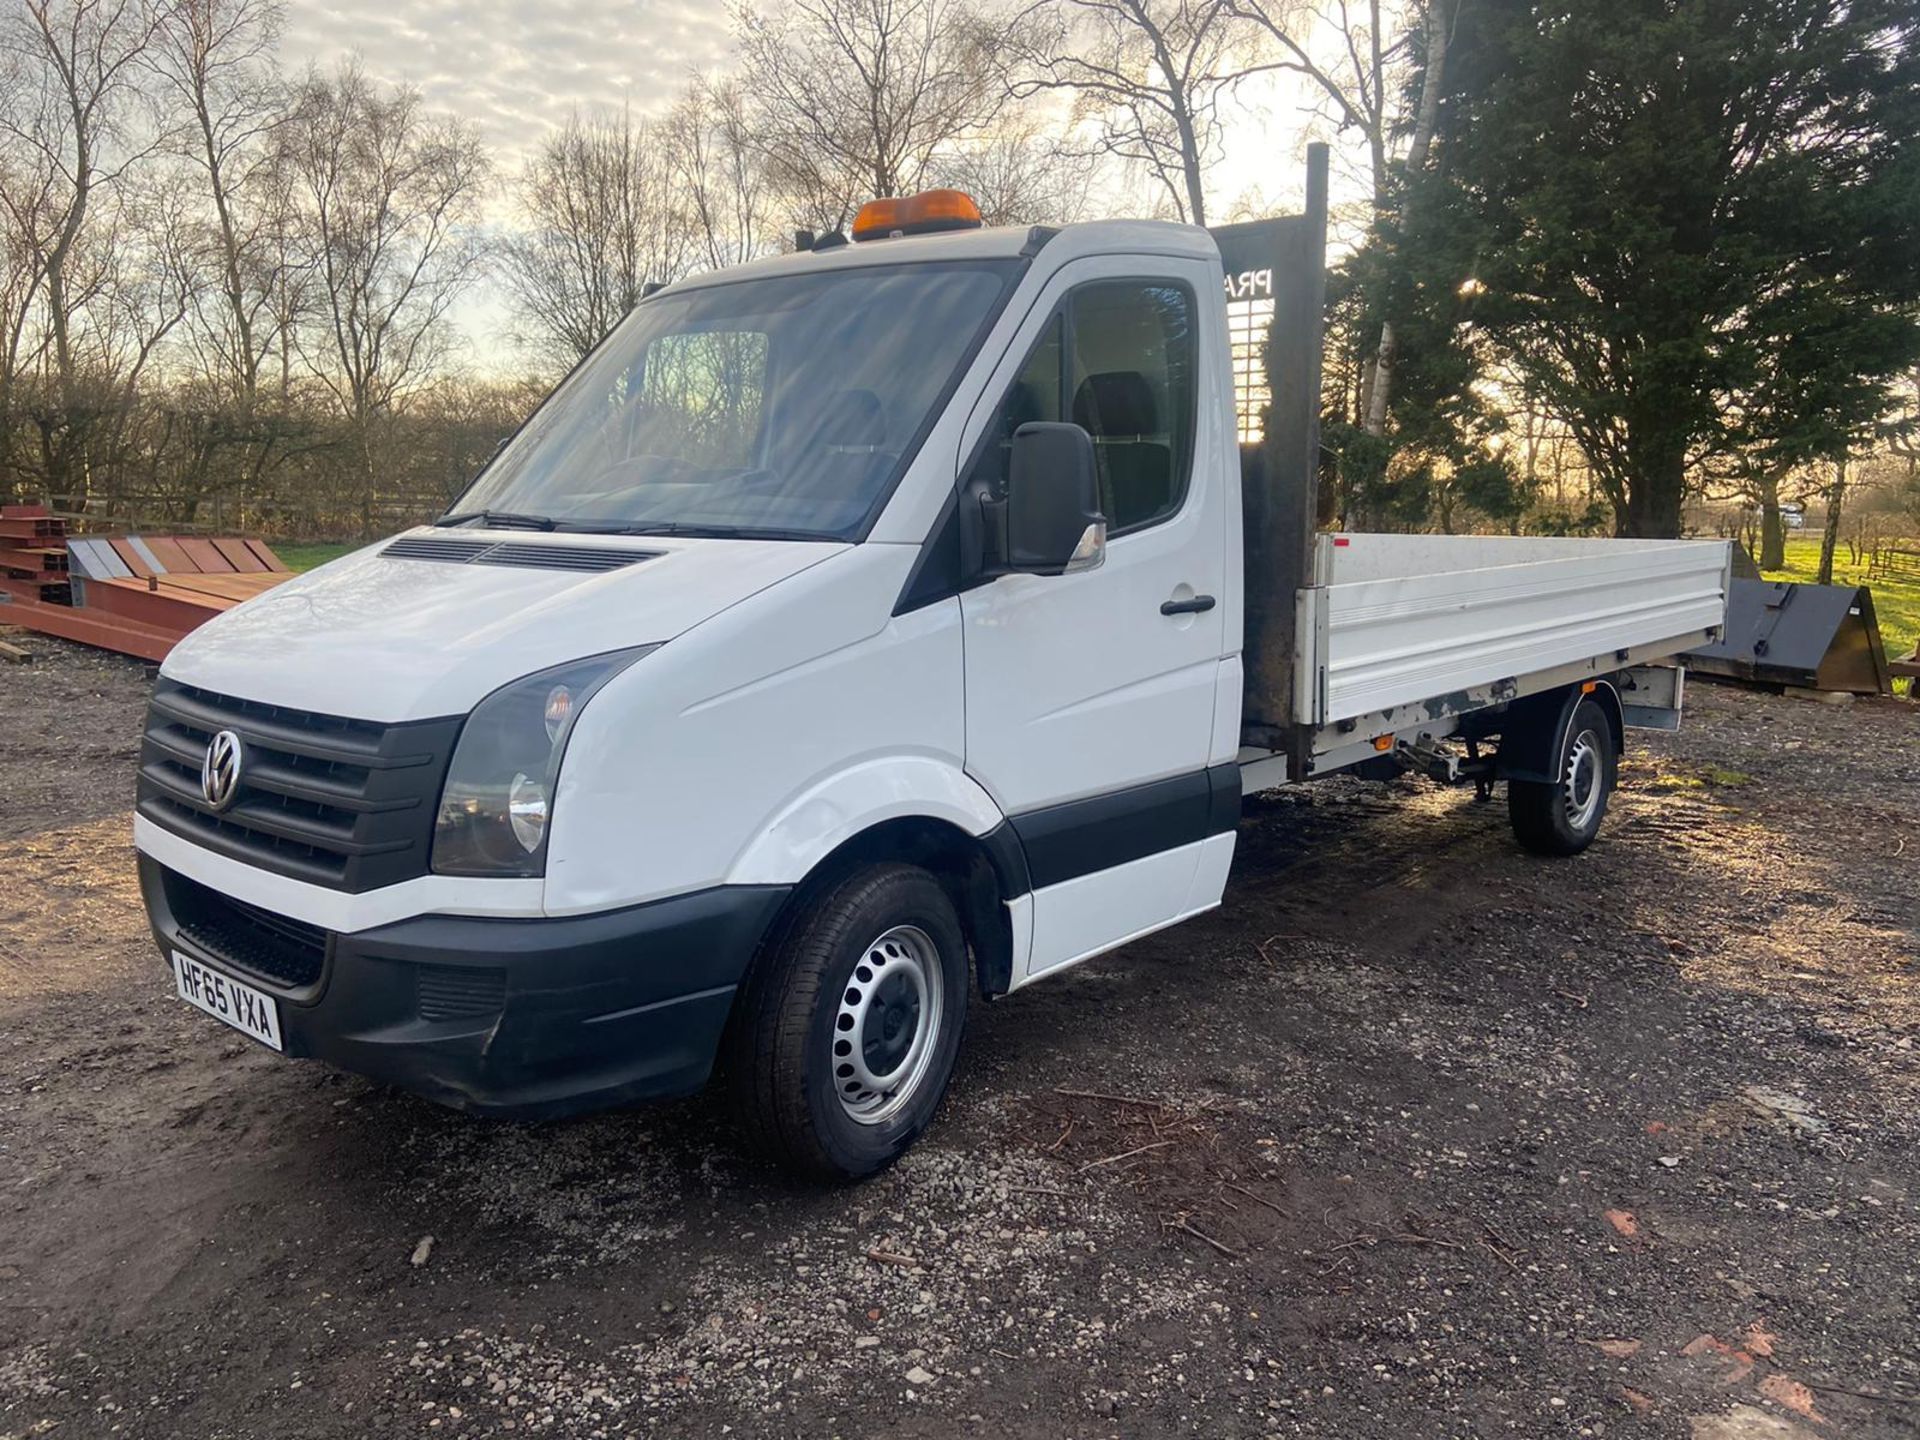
[137,150,1730,1178]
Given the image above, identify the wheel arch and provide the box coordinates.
[724,758,1030,1001]
[1589,681,1626,759]
[725,755,1005,886]
[1492,679,1624,784]
[792,815,1025,999]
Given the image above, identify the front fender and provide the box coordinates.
[725,755,1006,887]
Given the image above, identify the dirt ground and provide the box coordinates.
[1,634,1917,1440]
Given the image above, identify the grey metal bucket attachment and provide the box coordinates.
[1685,578,1891,696]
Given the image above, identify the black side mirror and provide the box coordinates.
[1004,422,1106,575]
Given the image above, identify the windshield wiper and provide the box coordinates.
[590,522,831,542]
[434,514,830,541]
[434,509,558,531]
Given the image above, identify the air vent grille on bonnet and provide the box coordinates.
[382,535,658,573]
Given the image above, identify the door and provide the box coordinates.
[959,257,1237,984]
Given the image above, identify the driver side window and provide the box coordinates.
[966,314,1063,502]
[965,280,1196,536]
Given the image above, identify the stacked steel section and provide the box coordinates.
[0,505,294,661]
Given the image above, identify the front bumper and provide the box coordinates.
[138,855,789,1118]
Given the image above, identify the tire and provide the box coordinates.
[1508,697,1616,856]
[723,863,969,1181]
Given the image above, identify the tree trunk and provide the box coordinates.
[1362,322,1397,436]
[197,97,258,407]
[1169,86,1207,226]
[1620,446,1686,538]
[1757,466,1786,569]
[1182,156,1206,227]
[1817,454,1845,585]
[1362,0,1447,438]
[1136,12,1208,227]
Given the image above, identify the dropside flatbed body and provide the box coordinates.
[1237,533,1730,786]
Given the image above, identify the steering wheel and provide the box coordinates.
[580,453,699,492]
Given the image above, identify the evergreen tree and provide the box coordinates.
[1411,0,1920,537]
[1322,189,1515,533]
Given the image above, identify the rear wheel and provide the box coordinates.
[1508,697,1616,856]
[724,863,968,1181]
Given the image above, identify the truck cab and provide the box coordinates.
[137,175,1728,1179]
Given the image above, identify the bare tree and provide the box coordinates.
[0,144,57,494]
[1227,0,1394,209]
[282,60,488,531]
[1007,0,1261,225]
[933,116,1097,224]
[667,76,776,271]
[0,0,167,502]
[250,149,309,405]
[148,0,288,408]
[1228,0,1457,436]
[500,105,690,371]
[736,0,1007,231]
[141,0,310,529]
[1,163,198,513]
[75,173,201,498]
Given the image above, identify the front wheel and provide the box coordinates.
[1508,697,1616,856]
[723,863,969,1181]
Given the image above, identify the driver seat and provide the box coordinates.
[789,389,892,500]
[1072,371,1171,529]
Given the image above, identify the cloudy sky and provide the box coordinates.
[279,0,736,167]
[271,0,1344,368]
[275,0,746,365]
[275,0,1325,200]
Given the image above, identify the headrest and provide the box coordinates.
[815,389,885,451]
[1072,371,1157,438]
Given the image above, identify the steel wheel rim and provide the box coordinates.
[831,924,944,1126]
[1563,728,1604,831]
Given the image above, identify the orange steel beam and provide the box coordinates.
[0,598,180,661]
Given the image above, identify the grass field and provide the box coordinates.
[1760,534,1920,665]
[276,541,356,572]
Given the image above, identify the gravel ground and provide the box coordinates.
[0,631,1916,1440]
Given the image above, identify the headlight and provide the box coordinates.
[432,646,657,876]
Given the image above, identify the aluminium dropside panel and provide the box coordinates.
[1298,534,1731,728]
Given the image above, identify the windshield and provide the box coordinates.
[451,259,1021,540]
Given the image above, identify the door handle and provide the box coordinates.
[1160,594,1216,616]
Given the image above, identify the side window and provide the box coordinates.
[963,281,1196,537]
[1068,282,1195,535]
[966,314,1063,499]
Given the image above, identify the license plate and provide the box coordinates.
[173,950,283,1051]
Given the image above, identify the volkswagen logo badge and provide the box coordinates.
[201,729,245,812]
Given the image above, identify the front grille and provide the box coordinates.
[163,866,330,991]
[383,535,657,573]
[137,679,463,892]
[416,964,508,1021]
